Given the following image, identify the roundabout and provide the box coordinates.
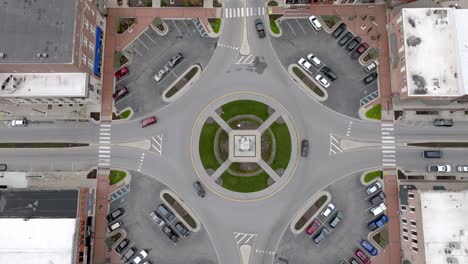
[191,92,299,200]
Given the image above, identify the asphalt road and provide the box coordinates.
[1,0,468,263]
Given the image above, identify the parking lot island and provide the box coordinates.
[290,191,331,234]
[161,190,201,232]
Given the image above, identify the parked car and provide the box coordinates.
[427,164,451,172]
[313,227,330,244]
[122,247,137,262]
[114,67,129,79]
[364,62,377,73]
[0,164,7,171]
[363,72,378,84]
[355,249,371,264]
[107,208,125,222]
[368,214,388,231]
[140,116,157,128]
[346,36,361,51]
[149,211,166,228]
[193,181,206,197]
[10,118,27,127]
[321,203,335,218]
[298,58,313,74]
[157,204,175,221]
[132,249,149,264]
[433,119,454,127]
[351,42,369,60]
[162,225,179,243]
[369,191,386,205]
[349,258,360,264]
[320,66,337,81]
[168,53,184,68]
[333,23,346,38]
[142,261,152,264]
[175,222,190,237]
[153,66,169,82]
[457,165,468,172]
[361,240,378,256]
[315,74,330,88]
[306,219,321,235]
[113,87,129,101]
[338,32,353,46]
[308,15,322,31]
[301,140,309,157]
[370,202,387,216]
[255,19,266,38]
[115,238,130,253]
[107,220,122,233]
[366,182,382,195]
[329,211,344,228]
[306,53,322,67]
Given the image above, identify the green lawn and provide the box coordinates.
[372,227,389,248]
[118,109,132,119]
[365,104,382,120]
[269,15,280,34]
[221,100,270,121]
[269,122,292,170]
[364,170,383,183]
[221,171,269,193]
[209,18,221,33]
[199,122,221,170]
[109,170,126,185]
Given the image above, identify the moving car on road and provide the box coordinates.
[366,181,382,195]
[113,87,129,101]
[301,140,309,157]
[0,164,7,171]
[321,203,335,218]
[306,219,321,235]
[355,249,371,264]
[427,164,451,173]
[140,116,157,128]
[423,150,442,159]
[433,119,453,127]
[368,214,388,231]
[315,74,330,88]
[114,67,129,79]
[193,181,206,197]
[107,208,125,222]
[308,15,322,31]
[361,240,378,256]
[255,19,266,38]
[370,202,387,216]
[457,165,468,172]
[10,118,27,127]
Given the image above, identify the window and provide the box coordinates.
[84,19,89,30]
[402,228,408,234]
[82,54,87,64]
[410,206,416,212]
[88,58,93,69]
[400,66,406,72]
[411,230,417,236]
[401,205,407,211]
[412,247,419,252]
[411,238,418,244]
[409,193,415,198]
[90,25,95,34]
[403,235,408,241]
[402,218,408,224]
[410,220,416,227]
[83,36,88,47]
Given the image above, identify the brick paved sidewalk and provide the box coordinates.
[382,172,402,264]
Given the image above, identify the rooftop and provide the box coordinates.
[0,218,76,264]
[420,190,468,264]
[0,73,88,98]
[0,0,77,64]
[402,8,468,97]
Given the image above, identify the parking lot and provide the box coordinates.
[115,19,218,119]
[270,18,378,119]
[275,172,384,264]
[109,171,218,264]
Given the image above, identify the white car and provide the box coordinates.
[315,74,330,88]
[370,202,387,216]
[298,58,313,74]
[153,66,169,82]
[308,15,322,31]
[366,181,382,195]
[321,203,335,218]
[428,164,451,173]
[10,118,27,127]
[132,249,149,264]
[457,165,468,172]
[306,53,321,67]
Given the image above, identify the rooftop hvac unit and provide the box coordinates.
[447,258,458,264]
[449,242,460,249]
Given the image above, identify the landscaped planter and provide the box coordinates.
[289,65,328,101]
[361,48,379,65]
[290,191,331,234]
[320,15,341,31]
[151,17,168,36]
[161,190,201,232]
[117,17,136,35]
[268,15,282,37]
[162,64,201,102]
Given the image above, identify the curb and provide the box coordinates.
[289,191,331,235]
[268,15,282,38]
[150,18,169,36]
[359,170,383,186]
[113,107,134,122]
[288,65,328,102]
[160,190,201,232]
[162,64,202,103]
[358,99,381,122]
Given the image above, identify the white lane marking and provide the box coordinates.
[99,141,110,144]
[99,155,111,158]
[99,150,111,154]
[100,124,111,127]
[381,127,394,131]
[383,163,396,167]
[381,140,395,144]
[382,145,396,149]
[381,123,394,127]
[382,136,394,139]
[99,146,111,149]
[382,150,395,153]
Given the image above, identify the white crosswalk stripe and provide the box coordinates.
[381,122,396,168]
[98,123,112,170]
[217,42,239,51]
[224,7,266,19]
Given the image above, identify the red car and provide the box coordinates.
[306,219,321,235]
[113,87,129,101]
[140,116,157,128]
[114,67,129,79]
[355,249,371,264]
[351,42,369,60]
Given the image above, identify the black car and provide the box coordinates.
[433,119,454,127]
[175,222,190,237]
[107,208,125,222]
[332,23,346,38]
[301,140,309,157]
[346,36,361,51]
[369,191,386,205]
[168,53,184,68]
[313,227,330,244]
[115,238,130,253]
[363,72,378,84]
[193,181,206,197]
[320,66,337,81]
[255,19,266,38]
[0,164,6,171]
[338,32,353,46]
[163,226,179,243]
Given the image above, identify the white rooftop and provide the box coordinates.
[402,8,468,97]
[0,73,88,97]
[420,191,468,264]
[0,218,76,264]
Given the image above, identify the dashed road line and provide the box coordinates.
[255,249,275,255]
[217,42,239,51]
[137,152,145,172]
[346,121,353,137]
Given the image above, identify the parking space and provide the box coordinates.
[270,18,378,119]
[109,171,218,264]
[115,20,218,119]
[275,172,384,264]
